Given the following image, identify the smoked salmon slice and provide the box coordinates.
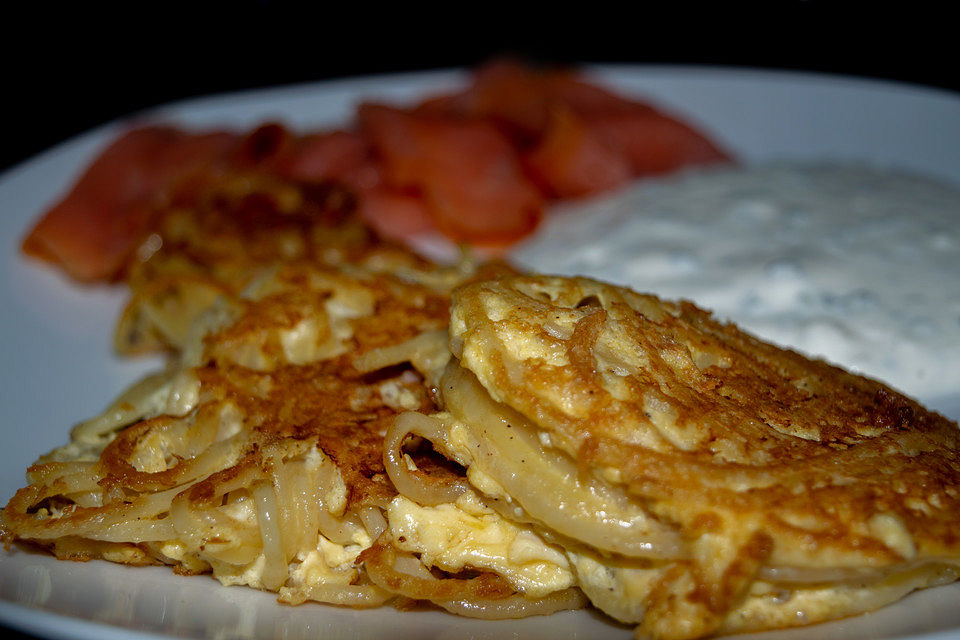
[523,106,633,198]
[359,104,543,244]
[356,187,436,243]
[408,59,731,191]
[21,124,377,282]
[22,126,237,282]
[587,111,731,175]
[265,128,375,188]
[21,60,734,282]
[418,59,556,141]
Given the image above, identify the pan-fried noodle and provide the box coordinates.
[383,412,469,506]
[2,253,573,621]
[7,155,960,640]
[435,588,589,619]
[434,362,687,560]
[362,534,586,618]
[353,329,451,385]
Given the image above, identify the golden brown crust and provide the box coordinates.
[128,173,376,288]
[448,274,960,638]
[1,253,462,558]
[450,275,960,565]
[12,154,960,640]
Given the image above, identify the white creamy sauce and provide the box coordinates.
[513,163,960,404]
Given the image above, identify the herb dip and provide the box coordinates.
[513,163,960,404]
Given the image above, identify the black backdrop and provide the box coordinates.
[0,2,954,639]
[1,3,955,173]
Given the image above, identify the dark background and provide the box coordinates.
[1,3,955,174]
[0,3,953,639]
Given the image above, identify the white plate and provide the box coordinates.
[1,66,959,640]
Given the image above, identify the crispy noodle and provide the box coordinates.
[9,158,959,640]
[435,589,589,619]
[1,255,560,620]
[434,362,687,560]
[362,533,587,618]
[383,412,470,506]
[353,329,451,386]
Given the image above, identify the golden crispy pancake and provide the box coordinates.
[3,239,575,619]
[446,274,960,638]
[129,173,373,284]
[2,261,451,599]
[7,143,594,625]
[115,170,467,357]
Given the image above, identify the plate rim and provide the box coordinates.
[2,64,959,640]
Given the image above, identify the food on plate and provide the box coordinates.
[514,162,960,403]
[21,59,731,282]
[6,262,958,639]
[111,169,448,356]
[8,139,596,618]
[6,61,958,640]
[21,126,238,282]
[357,102,543,245]
[395,275,960,638]
[3,262,457,603]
